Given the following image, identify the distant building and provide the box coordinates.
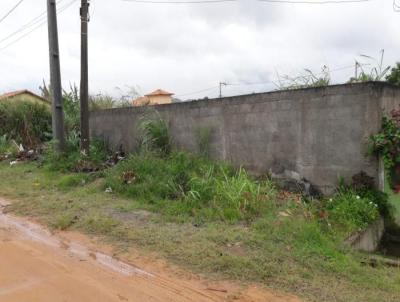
[0,90,50,106]
[133,89,174,106]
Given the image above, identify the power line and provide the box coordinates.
[0,0,25,24]
[0,19,45,51]
[123,0,371,3]
[0,0,65,46]
[123,0,236,3]
[176,86,219,97]
[258,0,371,4]
[0,0,77,51]
[179,63,371,98]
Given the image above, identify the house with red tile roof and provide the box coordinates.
[133,89,174,106]
[0,90,50,106]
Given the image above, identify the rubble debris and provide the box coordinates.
[105,150,126,167]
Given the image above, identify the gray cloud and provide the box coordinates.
[0,0,399,99]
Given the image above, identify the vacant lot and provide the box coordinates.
[0,161,399,302]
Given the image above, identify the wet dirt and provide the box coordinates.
[0,198,301,302]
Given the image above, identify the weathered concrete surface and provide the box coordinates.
[346,218,385,252]
[90,82,400,194]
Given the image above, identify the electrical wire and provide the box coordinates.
[258,0,371,4]
[123,0,236,3]
[176,86,219,97]
[0,0,78,51]
[123,0,371,3]
[179,63,371,98]
[0,0,65,46]
[0,0,25,24]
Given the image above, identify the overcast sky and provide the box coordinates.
[0,0,398,100]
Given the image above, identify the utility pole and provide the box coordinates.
[47,0,65,151]
[219,82,227,98]
[80,0,90,153]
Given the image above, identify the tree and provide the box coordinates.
[386,63,400,86]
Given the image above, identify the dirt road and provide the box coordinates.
[0,200,300,302]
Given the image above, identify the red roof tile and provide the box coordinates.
[145,89,174,97]
[0,90,50,104]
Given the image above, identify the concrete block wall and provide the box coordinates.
[90,82,400,194]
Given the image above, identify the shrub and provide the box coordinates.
[0,135,18,157]
[369,112,400,171]
[0,100,52,147]
[386,62,400,86]
[349,171,393,219]
[326,190,380,234]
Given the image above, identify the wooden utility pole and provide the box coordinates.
[80,0,90,153]
[47,0,65,150]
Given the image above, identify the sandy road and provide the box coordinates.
[0,200,300,302]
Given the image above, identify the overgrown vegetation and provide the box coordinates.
[275,65,331,89]
[386,62,400,86]
[349,50,390,83]
[0,135,18,158]
[325,188,379,234]
[369,106,400,171]
[274,50,392,90]
[0,99,52,147]
[139,115,171,156]
[105,151,277,223]
[43,132,109,172]
[1,159,400,302]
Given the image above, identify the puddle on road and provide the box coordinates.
[0,201,153,278]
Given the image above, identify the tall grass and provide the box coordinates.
[139,116,171,156]
[0,135,18,156]
[0,100,52,147]
[105,151,277,223]
[44,131,109,172]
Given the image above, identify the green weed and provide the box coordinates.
[105,151,276,223]
[139,116,171,156]
[1,161,400,302]
[43,132,109,172]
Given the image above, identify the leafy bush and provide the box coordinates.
[350,171,393,220]
[0,100,52,147]
[0,135,18,157]
[325,190,380,234]
[369,112,400,170]
[105,151,277,223]
[386,62,400,86]
[356,188,393,220]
